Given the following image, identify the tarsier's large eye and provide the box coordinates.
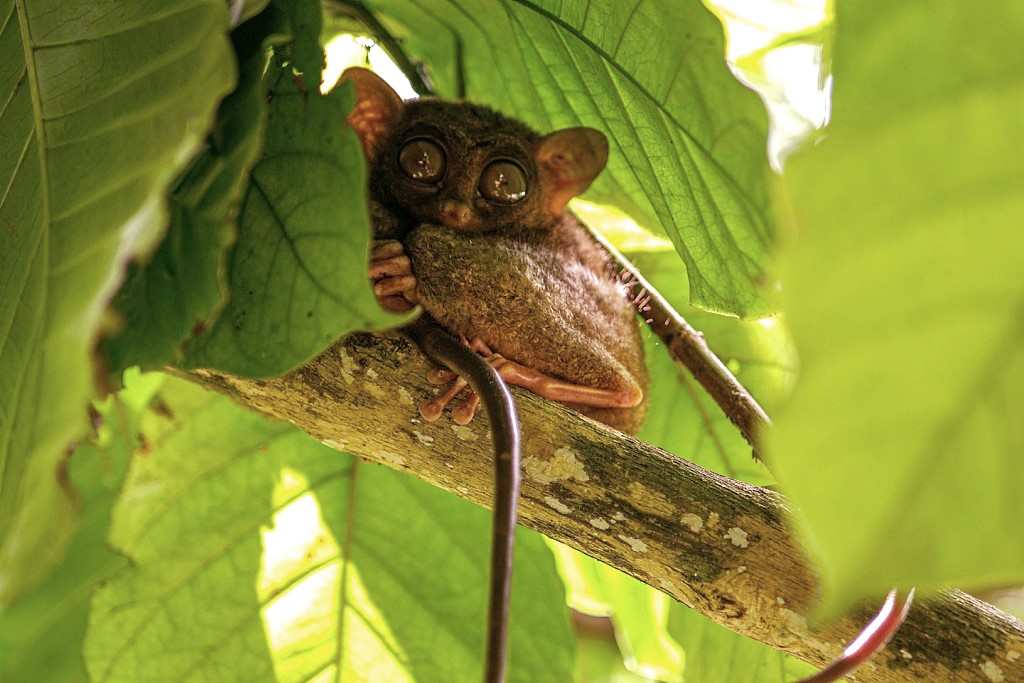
[399,138,446,182]
[479,160,528,204]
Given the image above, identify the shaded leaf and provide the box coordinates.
[0,370,162,682]
[272,0,324,83]
[551,543,683,683]
[85,376,574,683]
[769,2,1024,617]
[364,0,775,316]
[102,10,282,376]
[0,0,235,601]
[183,58,408,376]
[667,602,814,682]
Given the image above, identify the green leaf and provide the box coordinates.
[272,0,323,84]
[630,251,795,485]
[183,59,407,376]
[101,12,280,376]
[667,602,814,682]
[364,0,774,317]
[768,3,1024,617]
[85,376,574,683]
[551,542,683,683]
[0,0,235,602]
[0,370,162,682]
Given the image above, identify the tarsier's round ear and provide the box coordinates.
[341,67,403,161]
[534,127,609,216]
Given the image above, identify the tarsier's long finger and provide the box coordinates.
[420,376,470,421]
[497,360,642,408]
[372,240,404,260]
[374,275,417,297]
[378,295,414,312]
[369,255,411,278]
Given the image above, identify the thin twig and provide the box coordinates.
[593,233,772,456]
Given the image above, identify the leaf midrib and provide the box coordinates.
[14,0,49,240]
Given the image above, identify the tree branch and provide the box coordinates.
[184,333,1024,683]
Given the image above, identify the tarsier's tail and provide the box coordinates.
[406,317,522,683]
[796,588,915,683]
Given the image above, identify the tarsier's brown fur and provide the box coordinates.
[406,222,647,432]
[345,67,648,433]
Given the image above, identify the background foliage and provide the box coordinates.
[1,0,1021,681]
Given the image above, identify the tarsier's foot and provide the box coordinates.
[370,240,418,312]
[420,338,643,425]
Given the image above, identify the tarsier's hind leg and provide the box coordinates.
[420,338,642,424]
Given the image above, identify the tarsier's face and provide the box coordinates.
[372,100,549,233]
[344,68,608,234]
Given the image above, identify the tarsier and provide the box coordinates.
[342,67,904,683]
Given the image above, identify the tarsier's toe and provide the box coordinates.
[452,394,480,425]
[419,399,444,422]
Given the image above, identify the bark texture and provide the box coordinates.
[186,332,1024,683]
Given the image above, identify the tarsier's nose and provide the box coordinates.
[438,200,474,230]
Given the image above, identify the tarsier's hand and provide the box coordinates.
[370,239,418,312]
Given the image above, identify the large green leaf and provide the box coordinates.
[183,54,407,376]
[667,602,814,682]
[0,370,162,683]
[361,0,774,317]
[85,376,574,683]
[0,0,235,602]
[769,2,1024,616]
[101,11,281,376]
[551,542,684,683]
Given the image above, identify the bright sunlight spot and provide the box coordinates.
[322,33,417,98]
[258,467,411,681]
[259,468,347,680]
[570,200,673,253]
